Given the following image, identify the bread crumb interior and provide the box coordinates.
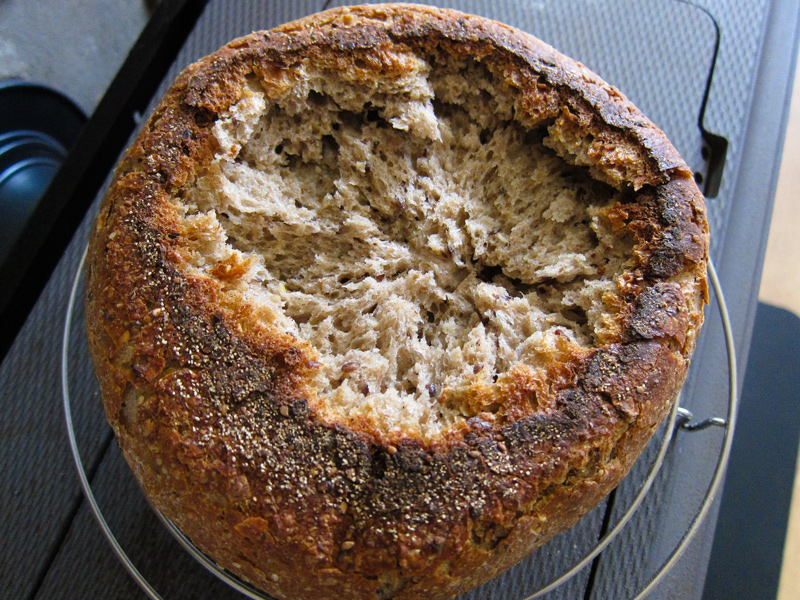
[182,56,634,437]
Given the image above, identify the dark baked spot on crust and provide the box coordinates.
[614,177,707,280]
[582,341,686,423]
[629,282,689,343]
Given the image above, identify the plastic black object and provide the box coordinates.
[0,80,86,265]
[0,0,204,364]
[702,303,800,600]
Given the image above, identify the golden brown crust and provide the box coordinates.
[85,4,708,599]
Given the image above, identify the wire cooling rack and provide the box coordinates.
[63,248,737,600]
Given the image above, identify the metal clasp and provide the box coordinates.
[676,407,727,432]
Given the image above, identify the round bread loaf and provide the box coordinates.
[85,4,708,599]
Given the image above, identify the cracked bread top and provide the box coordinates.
[85,4,708,600]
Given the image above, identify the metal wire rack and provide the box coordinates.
[62,249,737,600]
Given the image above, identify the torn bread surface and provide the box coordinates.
[181,57,640,440]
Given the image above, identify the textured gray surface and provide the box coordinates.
[696,0,771,235]
[36,443,245,600]
[0,0,154,115]
[1,0,794,598]
[0,208,109,599]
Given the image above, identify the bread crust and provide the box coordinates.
[85,4,708,599]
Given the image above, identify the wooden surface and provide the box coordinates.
[762,46,800,600]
